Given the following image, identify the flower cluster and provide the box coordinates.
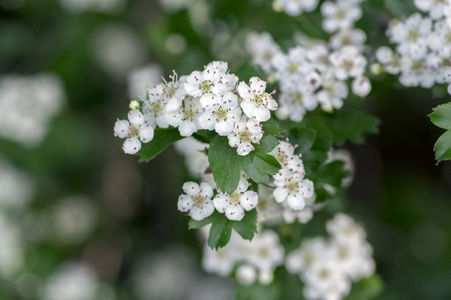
[271,139,314,210]
[114,61,278,156]
[202,228,284,285]
[247,0,370,121]
[286,213,375,300]
[375,2,451,93]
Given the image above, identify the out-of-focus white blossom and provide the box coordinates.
[128,64,163,100]
[0,74,65,147]
[59,0,125,13]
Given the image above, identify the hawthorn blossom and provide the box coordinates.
[166,96,202,136]
[178,182,215,221]
[199,92,242,136]
[329,46,367,80]
[238,77,278,122]
[213,177,258,221]
[321,1,362,33]
[273,170,314,211]
[184,61,233,97]
[227,117,264,156]
[114,110,154,155]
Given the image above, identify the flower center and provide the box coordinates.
[335,9,346,20]
[342,60,354,72]
[184,107,197,121]
[411,60,425,73]
[214,107,228,121]
[228,190,241,205]
[407,29,420,42]
[238,129,253,143]
[319,268,330,279]
[275,152,287,166]
[128,124,140,138]
[251,93,266,107]
[150,102,164,115]
[201,81,211,93]
[259,247,270,258]
[191,193,206,208]
[291,92,303,104]
[287,180,299,194]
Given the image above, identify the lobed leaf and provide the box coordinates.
[138,127,183,163]
[208,135,244,194]
[429,102,451,130]
[433,130,451,163]
[231,209,258,240]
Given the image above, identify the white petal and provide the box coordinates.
[177,194,193,212]
[128,110,144,126]
[225,205,245,221]
[287,194,305,211]
[139,125,154,143]
[215,120,234,136]
[166,97,182,112]
[182,182,200,196]
[123,137,141,154]
[238,82,252,99]
[200,182,214,199]
[190,206,207,221]
[179,121,198,137]
[240,191,258,211]
[114,120,129,138]
[273,187,288,203]
[213,194,229,213]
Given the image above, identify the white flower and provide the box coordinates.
[166,96,202,137]
[199,92,242,136]
[236,265,257,286]
[329,46,367,80]
[127,64,163,100]
[414,0,446,19]
[227,117,264,156]
[238,77,278,122]
[246,32,282,72]
[114,110,154,155]
[202,243,238,276]
[273,170,314,211]
[213,177,258,221]
[321,1,362,33]
[184,61,232,97]
[285,237,329,274]
[274,0,319,16]
[351,76,371,97]
[143,85,170,128]
[326,213,366,245]
[246,230,284,273]
[317,72,349,111]
[178,182,214,221]
[330,28,366,50]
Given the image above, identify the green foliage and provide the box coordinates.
[430,102,451,131]
[235,61,266,83]
[236,283,280,300]
[429,102,451,163]
[188,210,258,250]
[326,109,380,146]
[208,135,244,194]
[345,275,384,300]
[138,127,183,163]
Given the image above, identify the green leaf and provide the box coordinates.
[345,275,384,300]
[316,161,350,188]
[327,110,380,146]
[252,152,281,175]
[235,61,266,83]
[231,209,258,240]
[208,135,244,194]
[429,102,451,130]
[192,129,217,144]
[255,134,279,154]
[434,130,451,163]
[289,128,316,154]
[138,127,183,163]
[208,215,232,250]
[261,121,285,138]
[242,156,271,184]
[236,283,280,300]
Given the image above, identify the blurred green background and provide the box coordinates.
[1,0,451,299]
